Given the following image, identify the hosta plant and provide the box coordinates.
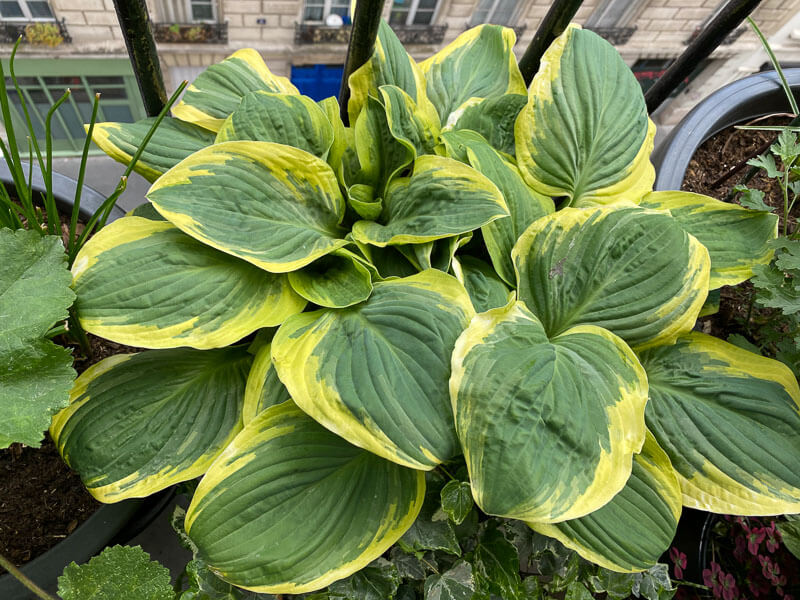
[51,19,800,596]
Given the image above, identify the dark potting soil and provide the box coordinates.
[680,116,795,340]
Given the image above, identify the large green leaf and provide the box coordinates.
[640,191,778,289]
[641,332,800,515]
[185,402,425,594]
[445,93,527,157]
[0,229,75,448]
[216,91,334,159]
[272,270,474,470]
[531,432,682,573]
[51,346,251,502]
[147,141,348,273]
[172,48,299,131]
[513,206,710,351]
[90,117,215,182]
[242,342,290,425]
[288,249,373,308]
[379,84,440,158]
[450,301,647,522]
[71,216,305,349]
[348,21,437,126]
[420,25,526,125]
[351,155,508,247]
[515,25,655,207]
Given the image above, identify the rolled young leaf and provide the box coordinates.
[89,117,215,183]
[452,256,511,313]
[531,432,682,573]
[379,84,440,159]
[71,216,305,349]
[287,249,374,308]
[515,25,655,207]
[419,25,526,126]
[185,401,425,594]
[147,141,348,273]
[444,93,527,156]
[272,270,475,470]
[215,91,334,159]
[451,301,647,522]
[641,332,800,515]
[513,206,710,351]
[50,346,251,502]
[351,154,508,247]
[242,342,290,425]
[172,48,299,131]
[640,191,778,289]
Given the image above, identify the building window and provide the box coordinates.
[389,0,439,26]
[584,0,645,29]
[157,0,217,24]
[469,0,518,27]
[303,0,349,23]
[0,0,54,20]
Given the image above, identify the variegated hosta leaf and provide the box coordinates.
[172,48,298,131]
[515,25,655,207]
[641,332,800,515]
[379,84,440,158]
[452,256,511,313]
[318,96,349,181]
[354,95,414,194]
[354,242,419,279]
[531,432,681,572]
[399,233,471,273]
[185,402,425,594]
[272,270,474,469]
[243,342,290,425]
[215,91,334,159]
[287,249,373,308]
[640,191,778,289]
[71,217,305,349]
[445,93,527,156]
[348,21,437,126]
[420,25,526,126]
[348,183,382,220]
[50,347,251,502]
[450,301,647,522]
[438,128,493,164]
[351,155,508,247]
[90,117,215,183]
[147,141,348,273]
[513,206,710,351]
[448,133,554,285]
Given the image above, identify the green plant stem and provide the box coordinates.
[44,323,67,338]
[69,93,101,257]
[0,553,58,600]
[748,17,798,115]
[112,0,168,116]
[438,464,456,481]
[9,39,46,177]
[68,308,92,359]
[338,0,385,125]
[44,89,71,236]
[517,0,583,86]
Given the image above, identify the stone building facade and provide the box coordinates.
[1,0,799,153]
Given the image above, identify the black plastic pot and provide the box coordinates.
[651,68,800,191]
[0,164,169,599]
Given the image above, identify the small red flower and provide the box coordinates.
[766,521,781,553]
[749,527,767,554]
[670,546,688,579]
[720,571,738,600]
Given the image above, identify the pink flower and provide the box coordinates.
[766,521,781,553]
[670,546,688,579]
[720,571,738,600]
[704,562,725,597]
[733,535,747,561]
[748,527,767,554]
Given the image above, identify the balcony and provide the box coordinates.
[295,23,448,45]
[391,24,447,45]
[0,18,71,46]
[584,26,636,46]
[153,21,228,44]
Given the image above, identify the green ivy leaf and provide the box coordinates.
[390,547,428,581]
[589,569,634,599]
[328,558,401,600]
[440,481,474,525]
[472,522,521,600]
[631,564,674,600]
[423,560,476,600]
[563,581,593,600]
[399,496,461,556]
[733,185,772,212]
[57,545,174,600]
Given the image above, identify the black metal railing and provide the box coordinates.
[585,26,636,45]
[685,24,746,46]
[392,24,447,45]
[295,23,351,45]
[153,21,228,44]
[0,17,71,45]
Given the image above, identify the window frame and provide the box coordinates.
[0,0,55,22]
[302,0,351,24]
[584,0,646,29]
[187,0,216,24]
[388,0,441,27]
[468,0,520,27]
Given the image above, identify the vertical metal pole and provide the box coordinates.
[339,0,385,125]
[645,0,763,113]
[518,0,584,86]
[112,0,169,117]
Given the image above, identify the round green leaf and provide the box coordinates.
[513,206,710,351]
[216,91,334,159]
[72,216,305,349]
[641,332,800,515]
[288,249,374,309]
[451,301,647,522]
[50,346,251,502]
[531,432,682,573]
[640,191,778,289]
[272,270,475,470]
[147,141,348,273]
[515,25,655,206]
[441,480,474,525]
[185,401,425,594]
